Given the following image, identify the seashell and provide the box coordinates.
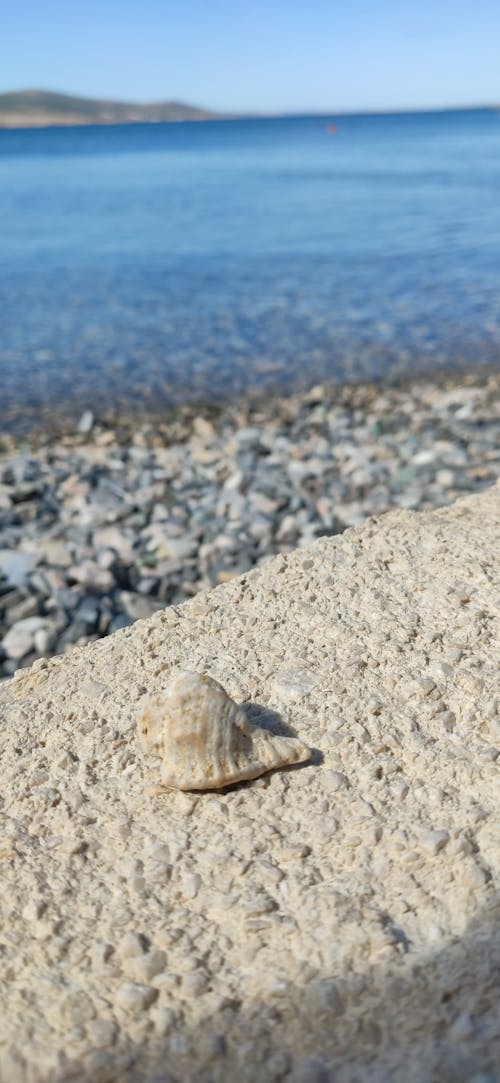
[138,670,311,791]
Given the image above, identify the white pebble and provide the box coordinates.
[115,983,157,1013]
[419,829,450,856]
[78,409,94,434]
[182,872,201,898]
[116,932,146,960]
[22,899,45,921]
[181,970,209,997]
[324,770,350,792]
[151,1007,175,1036]
[123,951,166,983]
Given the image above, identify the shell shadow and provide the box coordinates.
[241,700,295,736]
[241,701,322,760]
[240,700,324,775]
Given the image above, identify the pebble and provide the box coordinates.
[116,932,146,960]
[291,1056,332,1083]
[77,410,94,435]
[151,1007,175,1037]
[0,549,38,587]
[1,372,499,678]
[115,983,158,1014]
[324,770,350,792]
[419,829,450,855]
[2,623,34,660]
[63,991,96,1026]
[122,951,166,984]
[181,969,209,997]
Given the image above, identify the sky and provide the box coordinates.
[1,0,499,114]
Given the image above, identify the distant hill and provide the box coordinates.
[1,91,497,130]
[0,89,220,128]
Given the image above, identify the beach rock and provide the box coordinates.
[115,983,158,1014]
[119,592,162,622]
[33,623,59,655]
[77,410,94,434]
[108,613,133,634]
[0,485,499,1080]
[2,616,48,659]
[68,560,115,592]
[73,597,101,631]
[37,539,72,567]
[2,593,39,622]
[0,549,38,587]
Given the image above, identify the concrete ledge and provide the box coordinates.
[0,484,499,1082]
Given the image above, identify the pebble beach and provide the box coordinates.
[1,370,499,681]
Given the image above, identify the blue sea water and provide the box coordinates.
[1,110,500,425]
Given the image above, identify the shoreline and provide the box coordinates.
[2,361,499,447]
[1,367,499,680]
[0,102,497,131]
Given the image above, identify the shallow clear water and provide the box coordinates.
[1,110,500,423]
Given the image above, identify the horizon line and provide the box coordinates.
[1,87,499,118]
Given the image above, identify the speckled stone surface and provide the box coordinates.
[0,483,498,1082]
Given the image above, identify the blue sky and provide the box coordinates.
[2,0,498,113]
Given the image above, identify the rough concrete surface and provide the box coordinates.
[0,483,498,1083]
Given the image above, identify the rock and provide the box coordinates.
[192,416,216,440]
[4,595,40,623]
[33,623,58,655]
[77,410,94,435]
[2,617,48,659]
[122,951,166,983]
[63,991,96,1026]
[54,587,81,612]
[85,1018,118,1048]
[0,484,499,1080]
[108,613,133,634]
[180,970,209,997]
[291,1056,331,1083]
[118,592,162,622]
[115,983,158,1014]
[68,561,115,592]
[137,577,157,595]
[92,527,134,562]
[0,550,38,587]
[324,770,350,792]
[38,540,72,567]
[420,829,450,855]
[116,932,147,959]
[56,619,90,651]
[74,597,101,631]
[147,535,197,562]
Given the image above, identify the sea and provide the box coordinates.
[1,109,500,426]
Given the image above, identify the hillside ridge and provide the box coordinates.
[0,88,219,127]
